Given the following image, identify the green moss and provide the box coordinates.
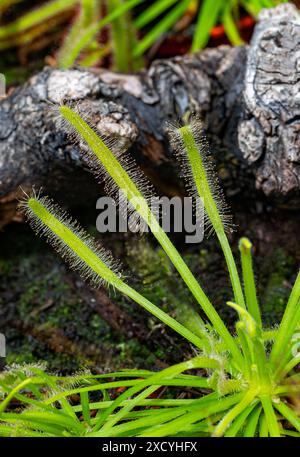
[116,340,156,366]
[0,258,13,277]
[0,227,166,372]
[259,248,296,326]
[125,238,205,337]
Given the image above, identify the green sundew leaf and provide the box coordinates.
[94,405,193,437]
[173,410,225,436]
[59,369,154,380]
[60,105,245,367]
[58,0,99,68]
[275,381,300,397]
[169,122,245,311]
[229,0,240,14]
[139,393,243,437]
[260,0,279,7]
[45,376,209,407]
[222,4,244,46]
[6,421,67,437]
[239,238,262,328]
[262,329,278,342]
[58,105,152,219]
[0,15,64,51]
[4,370,43,401]
[273,347,297,383]
[45,380,145,405]
[111,405,212,437]
[26,197,121,288]
[61,0,146,68]
[271,271,300,365]
[0,377,46,413]
[89,403,209,435]
[21,410,82,432]
[235,321,252,379]
[192,0,224,51]
[73,397,200,414]
[240,0,263,16]
[274,401,300,433]
[219,378,245,396]
[281,430,300,437]
[244,404,262,437]
[24,195,203,349]
[79,45,109,67]
[0,423,52,437]
[117,409,172,420]
[259,411,268,437]
[63,0,101,68]
[260,397,281,437]
[80,391,91,425]
[172,422,214,436]
[40,371,79,421]
[0,383,60,413]
[224,400,258,436]
[108,0,143,73]
[101,389,110,402]
[81,0,99,25]
[63,107,214,323]
[0,410,84,436]
[0,0,77,40]
[133,0,178,29]
[230,303,267,383]
[228,302,257,338]
[92,385,159,436]
[0,425,22,437]
[133,0,191,57]
[116,399,212,426]
[212,390,257,437]
[55,370,209,388]
[277,353,300,380]
[252,343,270,388]
[113,297,206,351]
[247,0,287,16]
[93,357,219,432]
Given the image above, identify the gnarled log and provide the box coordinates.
[0,3,299,228]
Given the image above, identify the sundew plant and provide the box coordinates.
[0,106,300,437]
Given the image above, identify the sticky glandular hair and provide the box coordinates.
[54,102,159,232]
[166,117,234,236]
[19,190,121,289]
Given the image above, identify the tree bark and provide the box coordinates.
[0,3,299,228]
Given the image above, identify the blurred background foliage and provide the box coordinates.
[0,0,294,86]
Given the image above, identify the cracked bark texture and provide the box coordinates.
[239,4,300,200]
[0,3,299,228]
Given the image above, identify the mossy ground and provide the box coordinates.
[0,219,297,374]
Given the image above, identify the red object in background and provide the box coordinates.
[210,15,255,39]
[153,14,255,59]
